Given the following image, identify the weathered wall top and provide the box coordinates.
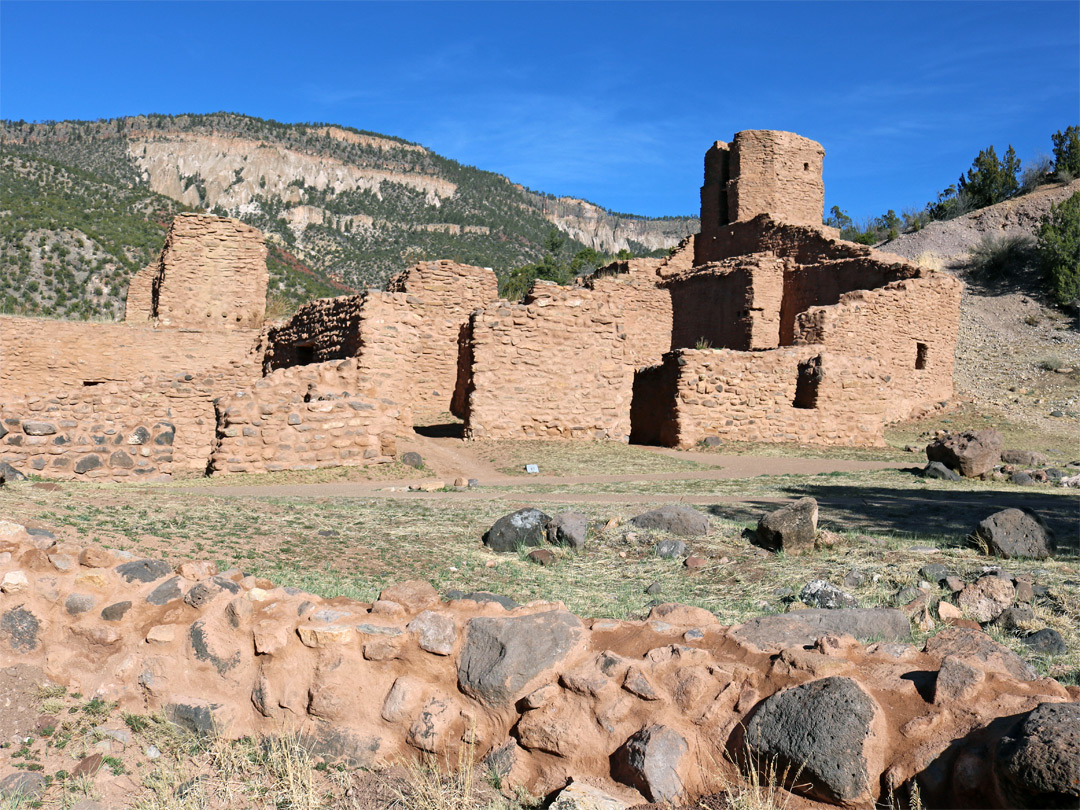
[701,130,825,234]
[151,213,268,330]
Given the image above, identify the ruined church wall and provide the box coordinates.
[210,360,408,475]
[585,272,673,367]
[727,130,825,227]
[0,361,258,481]
[465,286,635,440]
[657,348,886,448]
[262,295,366,373]
[0,316,261,399]
[124,265,156,322]
[154,213,268,330]
[662,254,787,352]
[794,272,963,422]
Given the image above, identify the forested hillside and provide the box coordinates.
[1,113,696,318]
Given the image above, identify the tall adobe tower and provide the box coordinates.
[698,130,825,237]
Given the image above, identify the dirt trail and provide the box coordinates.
[191,437,906,501]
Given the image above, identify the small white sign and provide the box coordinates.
[525,464,539,474]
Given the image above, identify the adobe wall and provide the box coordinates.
[0,316,261,399]
[262,295,365,373]
[210,360,408,475]
[698,131,825,255]
[584,258,673,367]
[2,521,1073,809]
[648,348,887,447]
[153,213,268,330]
[0,359,255,480]
[662,254,786,352]
[124,265,156,322]
[385,261,500,417]
[0,394,176,480]
[464,284,634,440]
[263,261,499,420]
[795,272,963,422]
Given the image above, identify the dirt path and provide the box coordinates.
[190,438,907,500]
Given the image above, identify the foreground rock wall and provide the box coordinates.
[651,348,887,447]
[210,359,408,475]
[0,522,1074,808]
[464,284,635,440]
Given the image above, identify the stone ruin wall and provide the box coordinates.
[583,258,673,367]
[652,348,888,447]
[0,361,256,480]
[464,285,635,441]
[262,261,499,421]
[124,265,156,322]
[795,272,963,423]
[698,131,825,264]
[151,213,269,330]
[662,254,787,352]
[262,295,365,372]
[0,316,261,399]
[385,261,500,418]
[1,520,1075,808]
[210,359,409,475]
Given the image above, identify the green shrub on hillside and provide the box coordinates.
[1052,126,1080,180]
[966,233,1035,281]
[1037,191,1080,305]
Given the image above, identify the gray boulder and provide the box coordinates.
[0,772,46,801]
[629,505,709,537]
[482,508,551,553]
[116,558,173,583]
[400,451,423,469]
[444,590,519,610]
[1010,471,1035,486]
[923,627,1037,681]
[458,610,581,706]
[0,462,26,483]
[974,508,1055,559]
[1021,629,1066,656]
[800,579,858,609]
[923,461,961,481]
[613,724,688,804]
[1002,449,1048,466]
[744,677,879,805]
[926,429,1003,477]
[994,702,1080,809]
[756,497,819,553]
[731,608,910,651]
[547,511,589,551]
[655,539,687,559]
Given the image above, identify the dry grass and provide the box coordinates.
[471,438,709,477]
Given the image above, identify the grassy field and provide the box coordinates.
[3,448,1077,684]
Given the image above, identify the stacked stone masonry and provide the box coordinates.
[464,284,636,440]
[0,130,965,479]
[648,348,888,448]
[210,359,409,475]
[1,522,1076,808]
[150,213,268,329]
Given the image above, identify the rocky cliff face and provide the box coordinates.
[2,115,697,292]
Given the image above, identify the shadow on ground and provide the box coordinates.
[706,482,1079,554]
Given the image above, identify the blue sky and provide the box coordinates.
[2,1,1077,220]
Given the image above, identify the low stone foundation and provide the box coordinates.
[0,521,1075,808]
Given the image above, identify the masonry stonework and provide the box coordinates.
[152,213,268,330]
[464,284,635,440]
[210,360,409,475]
[0,130,965,479]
